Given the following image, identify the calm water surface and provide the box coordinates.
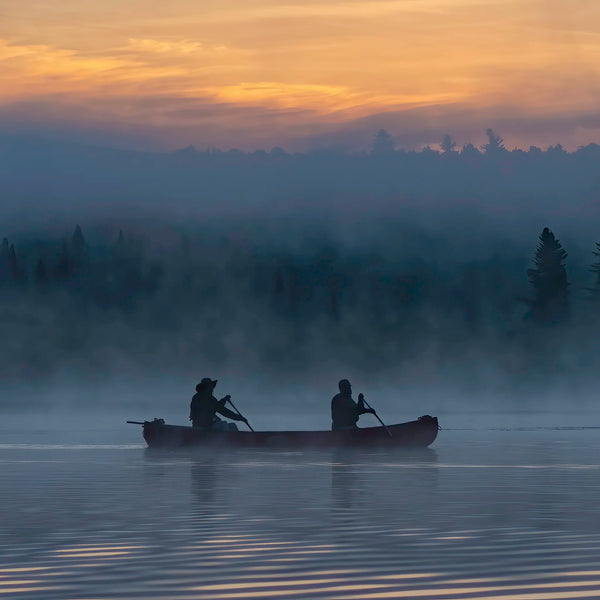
[1,425,600,599]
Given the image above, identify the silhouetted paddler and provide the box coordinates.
[190,378,247,430]
[331,379,375,430]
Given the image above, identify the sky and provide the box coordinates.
[1,0,600,151]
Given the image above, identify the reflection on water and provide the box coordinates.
[191,461,219,505]
[1,430,600,598]
[331,449,438,515]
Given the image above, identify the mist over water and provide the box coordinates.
[3,134,600,599]
[3,138,600,406]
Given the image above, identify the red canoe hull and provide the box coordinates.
[140,416,439,448]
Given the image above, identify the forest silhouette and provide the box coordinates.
[2,129,600,396]
[1,219,599,391]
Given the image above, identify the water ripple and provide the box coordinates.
[1,434,600,599]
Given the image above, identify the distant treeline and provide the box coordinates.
[1,228,162,309]
[1,223,597,323]
[2,221,600,384]
[2,129,600,223]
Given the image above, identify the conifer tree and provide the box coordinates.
[587,242,600,300]
[441,134,457,154]
[371,129,395,156]
[526,227,569,323]
[70,224,89,283]
[71,225,87,260]
[8,244,18,279]
[482,128,505,154]
[461,143,481,160]
[6,243,25,283]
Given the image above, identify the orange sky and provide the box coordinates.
[1,0,599,150]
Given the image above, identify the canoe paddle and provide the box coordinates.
[359,394,392,438]
[226,398,255,432]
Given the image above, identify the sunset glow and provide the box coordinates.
[1,0,599,149]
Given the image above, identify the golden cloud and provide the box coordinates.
[1,0,600,148]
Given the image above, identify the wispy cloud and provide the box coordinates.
[126,38,209,55]
[1,0,600,149]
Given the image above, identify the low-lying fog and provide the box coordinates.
[2,138,600,433]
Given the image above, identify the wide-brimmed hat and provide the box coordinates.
[199,377,217,388]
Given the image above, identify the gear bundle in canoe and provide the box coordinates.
[128,416,439,448]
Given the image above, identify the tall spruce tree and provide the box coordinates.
[482,128,505,154]
[8,244,24,283]
[588,242,600,300]
[71,225,87,261]
[526,227,569,323]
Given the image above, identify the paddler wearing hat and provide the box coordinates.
[189,378,248,431]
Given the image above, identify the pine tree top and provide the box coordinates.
[533,227,568,269]
[72,225,85,245]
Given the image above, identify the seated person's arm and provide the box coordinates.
[357,393,375,415]
[216,405,247,422]
[216,396,247,422]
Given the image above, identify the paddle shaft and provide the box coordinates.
[361,397,392,438]
[226,398,255,432]
[126,421,145,425]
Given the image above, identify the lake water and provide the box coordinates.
[1,421,600,599]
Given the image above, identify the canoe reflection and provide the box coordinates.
[191,462,219,505]
[143,446,438,519]
[331,448,438,513]
[143,447,226,508]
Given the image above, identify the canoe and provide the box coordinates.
[133,415,439,448]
